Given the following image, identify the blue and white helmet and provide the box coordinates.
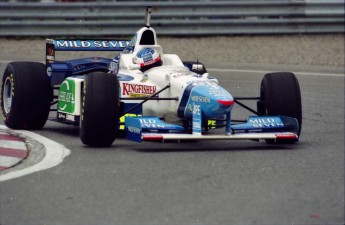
[133,48,162,72]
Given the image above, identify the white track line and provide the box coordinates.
[0,125,71,182]
[208,68,344,77]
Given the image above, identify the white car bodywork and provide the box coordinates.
[113,26,219,121]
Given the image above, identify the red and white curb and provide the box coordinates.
[0,131,28,171]
[0,125,71,182]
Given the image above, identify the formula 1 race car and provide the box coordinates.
[1,7,302,147]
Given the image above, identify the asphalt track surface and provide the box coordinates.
[0,61,344,225]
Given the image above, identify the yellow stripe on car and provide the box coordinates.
[208,120,216,129]
[119,114,141,130]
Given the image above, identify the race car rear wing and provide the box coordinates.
[46,39,131,64]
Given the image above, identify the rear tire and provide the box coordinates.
[257,72,302,143]
[80,72,120,147]
[1,62,52,129]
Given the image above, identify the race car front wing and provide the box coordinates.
[125,116,299,143]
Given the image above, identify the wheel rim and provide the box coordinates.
[3,76,13,114]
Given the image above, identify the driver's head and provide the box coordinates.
[133,48,162,72]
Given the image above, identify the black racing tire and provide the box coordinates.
[80,72,120,147]
[257,72,302,142]
[1,62,52,129]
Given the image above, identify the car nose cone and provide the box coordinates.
[217,99,234,107]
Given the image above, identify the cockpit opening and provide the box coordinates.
[139,30,155,45]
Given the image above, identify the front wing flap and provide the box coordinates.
[125,116,299,143]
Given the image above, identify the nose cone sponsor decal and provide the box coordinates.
[183,82,234,119]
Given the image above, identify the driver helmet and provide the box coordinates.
[133,48,162,72]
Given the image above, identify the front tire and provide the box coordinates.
[80,72,120,147]
[257,72,302,142]
[1,62,52,129]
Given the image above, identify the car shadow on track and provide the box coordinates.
[42,125,80,138]
[131,140,305,153]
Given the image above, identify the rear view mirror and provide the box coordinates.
[192,64,204,73]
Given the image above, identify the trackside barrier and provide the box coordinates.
[0,1,344,36]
